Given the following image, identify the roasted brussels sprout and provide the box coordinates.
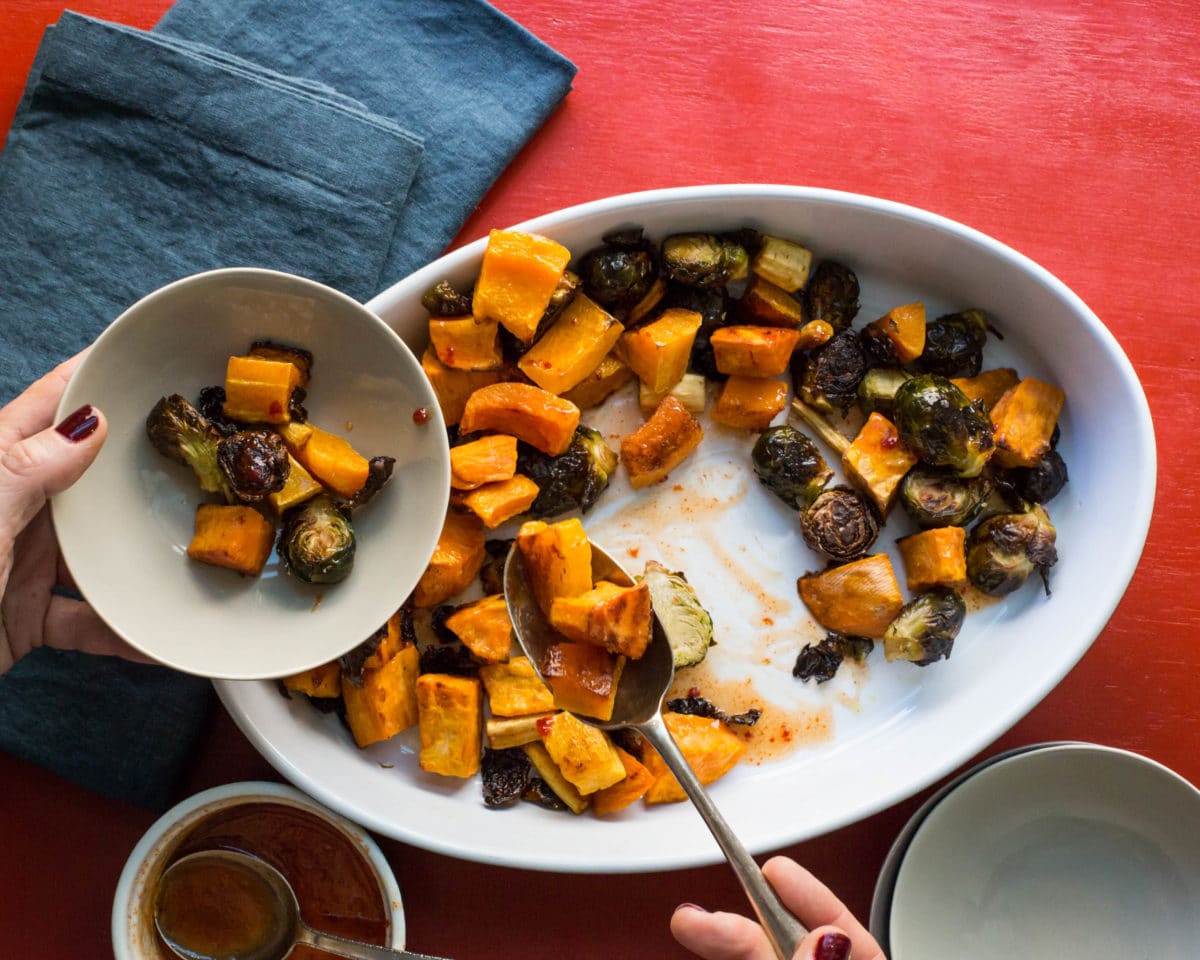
[482,747,532,808]
[802,260,860,333]
[911,309,994,378]
[216,429,290,502]
[146,394,231,499]
[794,328,868,415]
[195,385,239,437]
[893,374,994,477]
[516,425,618,518]
[578,228,658,313]
[966,505,1058,596]
[639,560,714,669]
[345,456,396,509]
[421,278,473,316]
[665,696,761,726]
[278,495,356,584]
[1004,449,1069,505]
[800,486,881,563]
[899,468,991,529]
[660,233,750,287]
[859,323,899,368]
[883,587,966,665]
[478,537,515,596]
[751,424,834,509]
[792,632,874,683]
[857,367,911,418]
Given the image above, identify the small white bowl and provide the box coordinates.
[52,268,450,680]
[112,780,406,960]
[887,743,1200,959]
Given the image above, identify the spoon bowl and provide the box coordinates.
[504,540,807,959]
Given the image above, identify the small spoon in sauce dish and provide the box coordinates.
[155,850,448,960]
[504,540,807,960]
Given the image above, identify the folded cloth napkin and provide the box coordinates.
[0,3,575,809]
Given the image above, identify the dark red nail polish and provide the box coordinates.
[55,405,98,442]
[814,932,851,960]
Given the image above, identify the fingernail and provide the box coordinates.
[676,902,708,913]
[55,404,98,443]
[815,932,851,960]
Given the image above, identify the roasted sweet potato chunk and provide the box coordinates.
[797,553,905,638]
[416,673,483,778]
[621,395,704,489]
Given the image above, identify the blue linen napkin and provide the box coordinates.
[0,4,575,809]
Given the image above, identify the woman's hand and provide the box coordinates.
[671,856,887,960]
[0,352,149,675]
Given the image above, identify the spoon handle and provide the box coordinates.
[638,716,807,960]
[298,924,452,960]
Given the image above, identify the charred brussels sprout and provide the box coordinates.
[146,394,230,498]
[516,425,618,518]
[639,561,714,669]
[912,309,994,378]
[751,425,834,510]
[893,374,994,477]
[793,632,874,683]
[1005,449,1069,505]
[803,261,860,333]
[196,386,239,437]
[900,468,991,529]
[278,495,356,584]
[966,505,1058,596]
[665,696,761,726]
[857,367,911,418]
[883,588,966,665]
[421,279,473,316]
[661,233,750,288]
[795,328,868,415]
[345,456,396,509]
[859,323,899,368]
[800,486,881,563]
[216,429,290,502]
[482,747,532,808]
[578,229,658,313]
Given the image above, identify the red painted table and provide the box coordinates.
[3,2,1197,958]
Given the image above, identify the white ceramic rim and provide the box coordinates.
[111,780,406,959]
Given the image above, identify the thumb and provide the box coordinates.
[1,404,107,534]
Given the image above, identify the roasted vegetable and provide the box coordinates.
[196,385,239,437]
[549,580,653,659]
[481,747,532,808]
[618,307,704,394]
[800,486,880,563]
[288,424,371,499]
[751,424,833,509]
[989,376,1066,469]
[459,475,540,529]
[342,644,420,747]
[561,354,637,410]
[412,511,487,607]
[660,284,731,381]
[883,588,966,665]
[710,376,788,431]
[639,560,715,669]
[479,656,555,717]
[450,434,518,491]
[841,412,919,515]
[541,640,625,722]
[459,382,581,457]
[222,355,300,425]
[428,316,503,371]
[664,696,762,727]
[217,429,289,503]
[422,279,474,316]
[247,339,313,387]
[1004,449,1069,504]
[416,673,483,778]
[578,228,659,315]
[750,235,813,292]
[710,325,801,378]
[187,504,275,576]
[420,345,503,427]
[792,632,873,684]
[865,302,926,365]
[345,456,396,510]
[277,495,356,584]
[516,518,594,618]
[966,505,1058,596]
[857,367,911,418]
[893,374,994,477]
[911,309,994,378]
[794,328,868,415]
[472,229,572,343]
[538,711,627,795]
[517,293,623,395]
[642,712,747,803]
[797,553,905,639]
[951,367,1020,411]
[591,746,655,815]
[640,372,708,414]
[146,394,231,499]
[738,276,806,328]
[620,395,705,489]
[897,526,968,591]
[660,233,750,287]
[899,468,991,528]
[516,425,618,519]
[802,260,860,333]
[268,453,323,514]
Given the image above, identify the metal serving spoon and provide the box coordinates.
[504,541,807,960]
[155,849,448,960]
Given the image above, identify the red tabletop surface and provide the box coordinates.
[2,2,1197,958]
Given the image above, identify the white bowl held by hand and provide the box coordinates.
[52,268,450,680]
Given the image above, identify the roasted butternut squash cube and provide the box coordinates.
[421,345,504,426]
[739,275,806,328]
[459,475,540,529]
[591,746,655,815]
[643,713,748,804]
[443,594,513,663]
[750,235,814,292]
[710,325,802,377]
[486,712,556,749]
[515,518,593,617]
[517,294,624,395]
[223,355,300,424]
[363,607,411,670]
[450,434,519,490]
[428,315,504,371]
[549,580,653,659]
[541,641,625,722]
[621,395,705,489]
[522,740,588,814]
[711,376,788,431]
[898,526,968,591]
[187,504,275,577]
[990,376,1066,468]
[292,424,371,498]
[459,382,580,456]
[246,340,312,386]
[537,711,626,796]
[560,353,636,410]
[951,367,1020,411]
[268,453,323,514]
[472,229,572,343]
[617,308,703,394]
[842,412,919,515]
[797,553,905,639]
[412,511,487,607]
[281,660,341,698]
[416,673,483,778]
[277,420,314,453]
[479,656,555,717]
[342,644,420,748]
[868,302,926,364]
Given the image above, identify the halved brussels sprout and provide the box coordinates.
[893,374,994,477]
[751,424,833,510]
[883,588,966,665]
[278,495,356,584]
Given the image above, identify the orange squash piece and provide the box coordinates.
[412,511,487,607]
[281,661,341,698]
[428,315,504,371]
[517,294,624,395]
[443,594,513,664]
[479,656,555,717]
[342,644,420,748]
[459,475,540,529]
[617,308,703,394]
[223,355,300,424]
[990,376,1066,468]
[710,325,802,377]
[420,345,504,426]
[711,376,788,431]
[472,229,572,343]
[842,412,919,515]
[186,504,275,577]
[642,712,748,804]
[898,527,968,591]
[416,673,483,778]
[797,553,905,639]
[537,711,626,795]
[621,395,705,489]
[291,425,371,498]
[560,353,636,410]
[459,382,581,456]
[868,302,926,364]
[738,276,806,328]
[541,641,625,722]
[951,367,1020,411]
[548,580,653,659]
[591,746,655,815]
[515,518,593,617]
[450,434,519,490]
